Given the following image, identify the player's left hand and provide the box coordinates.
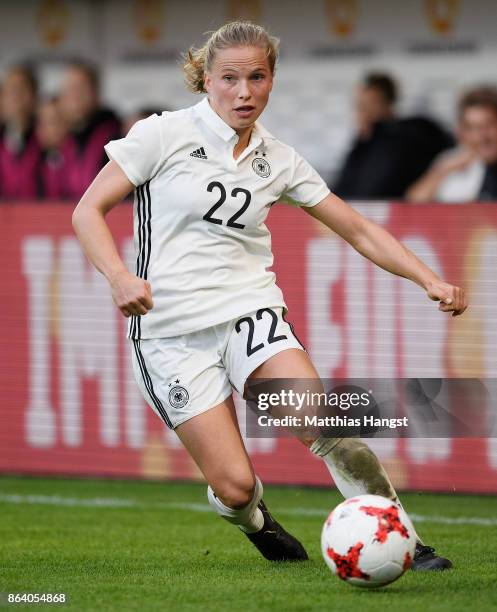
[425,280,468,317]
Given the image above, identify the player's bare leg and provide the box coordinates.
[175,396,308,561]
[247,349,452,570]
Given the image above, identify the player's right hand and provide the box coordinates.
[108,270,154,317]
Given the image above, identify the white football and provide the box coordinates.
[321,494,416,588]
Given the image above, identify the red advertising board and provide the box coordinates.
[1,202,496,492]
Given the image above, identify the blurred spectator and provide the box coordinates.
[332,72,453,199]
[36,97,72,199]
[0,65,40,199]
[59,61,121,200]
[355,72,397,141]
[407,86,497,202]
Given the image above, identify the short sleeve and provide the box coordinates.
[281,150,331,207]
[104,114,163,186]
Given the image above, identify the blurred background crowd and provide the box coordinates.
[3,0,497,204]
[2,60,497,203]
[0,62,158,201]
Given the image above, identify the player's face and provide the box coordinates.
[462,106,497,164]
[204,46,273,133]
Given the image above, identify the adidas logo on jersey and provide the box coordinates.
[190,146,208,159]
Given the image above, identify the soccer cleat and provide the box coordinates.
[245,500,309,562]
[410,543,453,571]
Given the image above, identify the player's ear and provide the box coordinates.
[204,72,212,93]
[268,73,274,93]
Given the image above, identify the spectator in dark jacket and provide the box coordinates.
[59,61,121,200]
[0,65,41,199]
[332,72,453,199]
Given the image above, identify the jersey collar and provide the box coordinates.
[195,97,237,142]
[194,97,274,145]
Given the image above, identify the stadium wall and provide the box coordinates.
[1,202,496,493]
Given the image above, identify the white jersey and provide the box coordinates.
[104,97,330,339]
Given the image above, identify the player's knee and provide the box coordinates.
[213,475,257,509]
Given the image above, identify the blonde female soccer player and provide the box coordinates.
[72,21,467,569]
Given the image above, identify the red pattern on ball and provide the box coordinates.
[326,542,370,581]
[403,551,412,570]
[359,504,410,543]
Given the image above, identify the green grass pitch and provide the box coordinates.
[1,476,496,612]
